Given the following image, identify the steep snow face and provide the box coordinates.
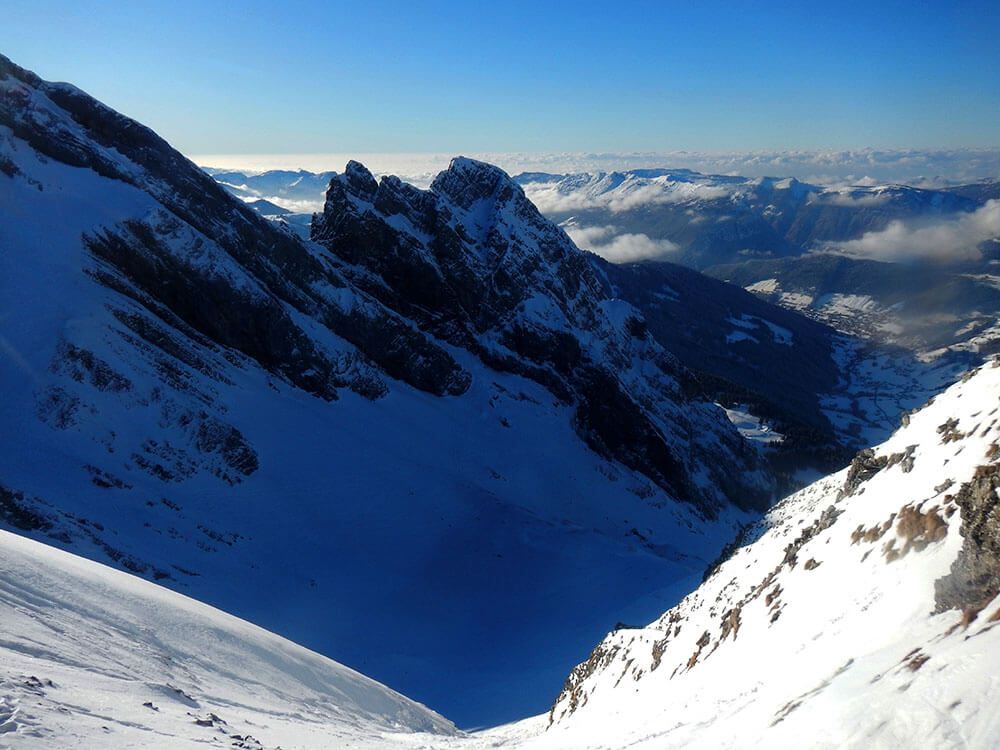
[0,529,455,749]
[536,360,1000,749]
[0,533,542,750]
[3,361,998,749]
[0,55,767,726]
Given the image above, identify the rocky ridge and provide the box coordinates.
[312,156,772,512]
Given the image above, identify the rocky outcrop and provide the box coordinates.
[2,49,777,515]
[935,462,1000,614]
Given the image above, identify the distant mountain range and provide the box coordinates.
[208,165,998,269]
[209,166,999,358]
[204,167,336,208]
[515,169,1000,359]
[515,169,997,266]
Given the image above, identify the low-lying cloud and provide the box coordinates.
[809,191,893,208]
[525,180,732,214]
[256,196,325,213]
[194,148,1000,187]
[564,224,679,263]
[823,199,1000,262]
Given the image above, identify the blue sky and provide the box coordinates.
[3,0,998,155]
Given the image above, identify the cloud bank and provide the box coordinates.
[525,180,733,214]
[563,224,679,263]
[810,191,894,208]
[194,148,1000,188]
[823,200,1000,262]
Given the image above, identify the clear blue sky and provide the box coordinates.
[3,0,998,154]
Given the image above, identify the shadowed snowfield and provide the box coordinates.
[3,361,999,749]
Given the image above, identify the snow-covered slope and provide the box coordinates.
[0,54,770,725]
[8,361,997,748]
[0,529,455,749]
[524,359,1000,749]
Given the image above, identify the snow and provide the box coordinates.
[0,528,455,748]
[819,336,964,447]
[533,359,1000,749]
[757,318,793,345]
[6,361,997,749]
[779,291,815,309]
[719,404,785,445]
[517,170,743,215]
[743,280,815,312]
[745,278,780,294]
[725,330,759,345]
[815,292,882,315]
[725,314,794,346]
[5,58,996,748]
[742,268,1000,360]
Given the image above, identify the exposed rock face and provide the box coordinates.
[839,448,889,497]
[313,158,772,513]
[935,462,1000,614]
[0,486,53,533]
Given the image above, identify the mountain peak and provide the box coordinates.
[447,155,508,177]
[341,159,378,201]
[431,156,518,209]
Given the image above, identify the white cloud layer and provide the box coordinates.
[564,224,679,263]
[257,196,325,213]
[193,148,1000,187]
[810,191,893,207]
[525,180,733,214]
[823,199,1000,262]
